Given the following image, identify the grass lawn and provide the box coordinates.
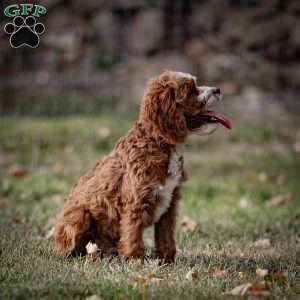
[0,114,299,299]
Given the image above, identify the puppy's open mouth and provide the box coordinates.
[199,110,232,129]
[186,110,232,131]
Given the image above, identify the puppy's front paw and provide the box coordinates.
[155,249,176,264]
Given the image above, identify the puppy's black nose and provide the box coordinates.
[212,88,221,95]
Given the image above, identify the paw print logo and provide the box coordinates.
[4,16,45,48]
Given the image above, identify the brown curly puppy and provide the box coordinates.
[54,70,231,262]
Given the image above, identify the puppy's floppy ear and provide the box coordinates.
[141,74,187,144]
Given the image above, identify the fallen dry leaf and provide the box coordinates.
[239,197,249,209]
[180,216,197,233]
[45,226,55,240]
[254,238,271,249]
[248,281,271,296]
[229,281,271,296]
[132,274,165,294]
[266,193,292,207]
[258,172,268,183]
[256,268,268,278]
[86,295,103,300]
[53,160,65,173]
[229,283,252,296]
[185,270,199,281]
[8,164,28,177]
[97,126,112,139]
[86,241,100,261]
[44,217,57,239]
[293,142,300,153]
[211,267,227,277]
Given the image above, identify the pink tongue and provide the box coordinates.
[203,111,232,129]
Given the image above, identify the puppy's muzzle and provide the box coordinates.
[197,86,222,108]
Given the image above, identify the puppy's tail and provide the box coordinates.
[54,204,92,256]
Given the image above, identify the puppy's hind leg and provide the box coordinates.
[54,204,93,256]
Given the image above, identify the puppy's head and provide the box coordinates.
[140,70,231,144]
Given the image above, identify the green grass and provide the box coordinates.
[0,115,300,299]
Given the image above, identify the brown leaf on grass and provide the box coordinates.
[97,126,112,139]
[258,172,268,183]
[266,193,292,207]
[180,216,197,233]
[45,226,55,240]
[249,171,270,184]
[86,241,100,261]
[256,268,268,278]
[185,270,200,281]
[248,282,271,296]
[53,160,65,173]
[239,197,249,209]
[211,267,227,277]
[8,164,28,177]
[229,281,271,296]
[44,217,57,239]
[254,238,271,249]
[293,142,300,153]
[86,295,103,300]
[132,274,165,294]
[229,283,252,296]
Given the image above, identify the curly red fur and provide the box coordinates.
[54,70,207,262]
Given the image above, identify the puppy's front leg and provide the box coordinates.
[154,187,180,263]
[118,210,145,259]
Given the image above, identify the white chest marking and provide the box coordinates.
[153,145,183,223]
